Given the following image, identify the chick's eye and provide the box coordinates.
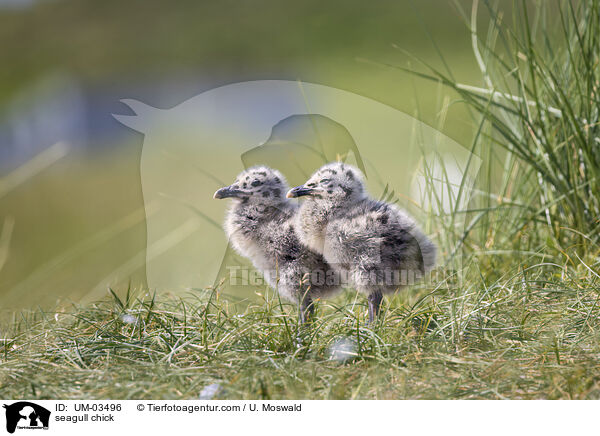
[319,178,331,184]
[251,180,262,187]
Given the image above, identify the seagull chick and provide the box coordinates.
[288,162,436,322]
[214,166,340,322]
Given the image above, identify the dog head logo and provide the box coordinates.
[113,80,480,298]
[3,402,50,434]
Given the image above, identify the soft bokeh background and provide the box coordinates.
[0,0,486,316]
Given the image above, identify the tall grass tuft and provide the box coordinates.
[402,0,600,255]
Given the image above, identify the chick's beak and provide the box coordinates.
[286,185,313,198]
[213,186,243,199]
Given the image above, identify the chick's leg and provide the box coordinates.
[299,295,314,324]
[367,289,383,323]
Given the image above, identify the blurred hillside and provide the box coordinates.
[0,0,482,137]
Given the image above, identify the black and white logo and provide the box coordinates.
[3,402,50,434]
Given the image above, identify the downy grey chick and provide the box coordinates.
[214,166,340,322]
[287,162,436,322]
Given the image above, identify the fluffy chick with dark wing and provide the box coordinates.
[288,162,436,322]
[214,166,340,322]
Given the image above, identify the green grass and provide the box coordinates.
[2,253,600,399]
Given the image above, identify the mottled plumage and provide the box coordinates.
[214,166,340,322]
[288,162,436,322]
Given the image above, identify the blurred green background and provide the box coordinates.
[0,0,485,316]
